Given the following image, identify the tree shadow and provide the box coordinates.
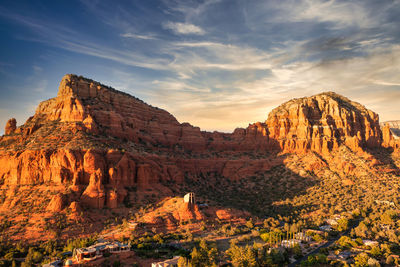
[367,146,400,176]
[180,150,319,219]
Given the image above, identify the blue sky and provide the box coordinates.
[0,0,400,134]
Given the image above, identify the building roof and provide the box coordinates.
[42,260,62,267]
[76,241,130,254]
[152,256,180,266]
[363,240,379,246]
[76,247,96,254]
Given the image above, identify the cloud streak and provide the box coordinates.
[163,21,205,35]
[120,33,157,40]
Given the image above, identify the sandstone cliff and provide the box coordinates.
[264,92,382,154]
[382,123,400,149]
[0,74,390,211]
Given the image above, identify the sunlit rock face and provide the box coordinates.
[382,122,400,149]
[0,74,390,210]
[264,92,382,154]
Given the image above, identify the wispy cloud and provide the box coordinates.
[120,33,157,40]
[286,0,373,29]
[0,7,176,70]
[163,21,205,35]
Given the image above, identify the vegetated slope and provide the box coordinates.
[0,74,399,241]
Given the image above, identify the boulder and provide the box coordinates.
[80,169,106,208]
[47,194,65,212]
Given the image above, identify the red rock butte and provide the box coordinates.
[0,74,398,209]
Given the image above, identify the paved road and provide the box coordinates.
[288,219,362,267]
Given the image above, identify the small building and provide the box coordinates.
[42,260,63,267]
[295,232,312,242]
[73,241,130,263]
[184,192,195,204]
[74,247,98,262]
[325,214,342,226]
[152,256,181,267]
[363,240,379,247]
[326,218,338,226]
[281,239,301,248]
[319,225,332,232]
[108,241,130,253]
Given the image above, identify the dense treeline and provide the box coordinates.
[0,237,96,267]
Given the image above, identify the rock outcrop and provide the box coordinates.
[0,74,391,210]
[5,118,16,135]
[80,169,106,209]
[382,123,400,149]
[264,92,382,154]
[381,120,400,137]
[47,193,65,212]
[141,197,247,231]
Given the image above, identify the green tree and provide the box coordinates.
[189,239,218,267]
[178,257,192,267]
[337,236,357,248]
[370,246,381,258]
[336,218,349,232]
[4,251,15,261]
[228,243,257,267]
[21,261,32,267]
[354,253,369,267]
[355,222,368,238]
[190,248,201,266]
[300,254,327,266]
[260,230,283,245]
[32,251,43,263]
[245,218,254,229]
[380,210,396,225]
[292,244,303,259]
[312,234,323,242]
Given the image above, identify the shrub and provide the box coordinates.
[301,253,327,266]
[354,253,369,267]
